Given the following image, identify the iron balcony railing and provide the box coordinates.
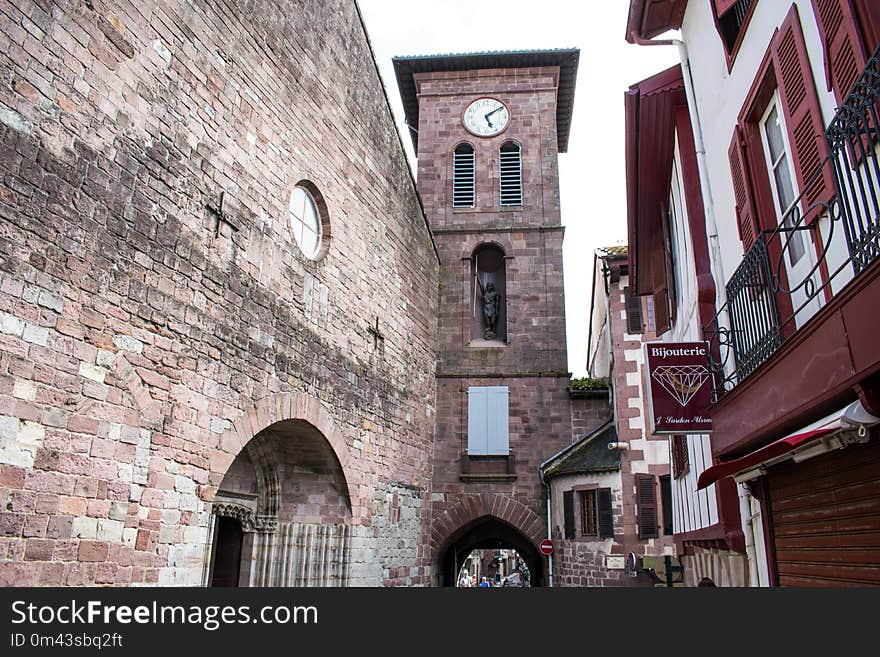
[704,47,880,400]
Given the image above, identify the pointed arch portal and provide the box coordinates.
[437,516,543,587]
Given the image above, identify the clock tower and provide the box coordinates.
[394,50,580,585]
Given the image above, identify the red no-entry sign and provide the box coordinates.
[539,539,553,556]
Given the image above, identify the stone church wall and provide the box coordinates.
[0,0,438,585]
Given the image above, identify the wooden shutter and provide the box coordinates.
[811,0,868,103]
[714,0,740,17]
[467,386,488,455]
[597,488,614,539]
[729,125,760,250]
[468,386,509,455]
[636,474,659,539]
[653,290,670,335]
[672,435,690,478]
[563,491,575,540]
[486,386,510,455]
[624,286,643,334]
[772,6,836,206]
[852,0,880,55]
[660,475,674,536]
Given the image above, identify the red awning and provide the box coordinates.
[697,401,880,490]
[696,427,837,490]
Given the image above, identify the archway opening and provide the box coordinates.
[457,548,532,587]
[438,515,543,587]
[209,419,353,587]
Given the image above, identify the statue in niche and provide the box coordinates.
[477,277,501,340]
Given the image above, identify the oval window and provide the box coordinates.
[289,186,322,259]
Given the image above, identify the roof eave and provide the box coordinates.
[392,49,580,156]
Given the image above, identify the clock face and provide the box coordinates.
[463,98,510,137]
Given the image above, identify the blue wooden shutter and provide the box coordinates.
[467,386,489,454]
[467,386,509,455]
[486,386,509,455]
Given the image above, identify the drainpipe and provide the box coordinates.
[737,483,760,587]
[628,32,729,318]
[539,467,554,588]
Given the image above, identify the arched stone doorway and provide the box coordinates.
[437,515,543,587]
[206,418,353,586]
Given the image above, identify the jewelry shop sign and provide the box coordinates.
[644,342,712,434]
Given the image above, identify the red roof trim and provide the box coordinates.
[626,0,689,43]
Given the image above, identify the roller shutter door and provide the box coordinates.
[767,436,880,586]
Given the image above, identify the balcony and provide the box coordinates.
[704,50,880,455]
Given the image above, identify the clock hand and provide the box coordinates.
[484,106,503,120]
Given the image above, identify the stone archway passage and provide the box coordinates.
[438,515,543,587]
[209,418,353,587]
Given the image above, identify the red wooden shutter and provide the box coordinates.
[772,6,836,207]
[728,125,760,250]
[714,0,740,17]
[636,474,659,540]
[811,0,868,103]
[624,286,643,334]
[653,290,670,335]
[852,0,880,54]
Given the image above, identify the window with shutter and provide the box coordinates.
[660,475,674,536]
[467,386,509,455]
[597,488,614,539]
[499,142,522,206]
[563,491,575,540]
[771,6,836,207]
[624,286,643,334]
[636,474,659,539]
[811,0,868,104]
[712,0,756,67]
[453,143,475,208]
[729,6,836,255]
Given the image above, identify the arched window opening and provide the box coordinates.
[453,143,476,208]
[499,142,522,206]
[472,244,507,343]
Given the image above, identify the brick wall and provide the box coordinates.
[0,0,438,586]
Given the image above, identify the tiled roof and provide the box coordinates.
[542,422,621,478]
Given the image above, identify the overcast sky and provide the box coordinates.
[357,0,679,377]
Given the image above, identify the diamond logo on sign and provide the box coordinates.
[651,365,710,407]
[645,342,712,434]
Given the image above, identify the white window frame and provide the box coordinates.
[758,93,806,266]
